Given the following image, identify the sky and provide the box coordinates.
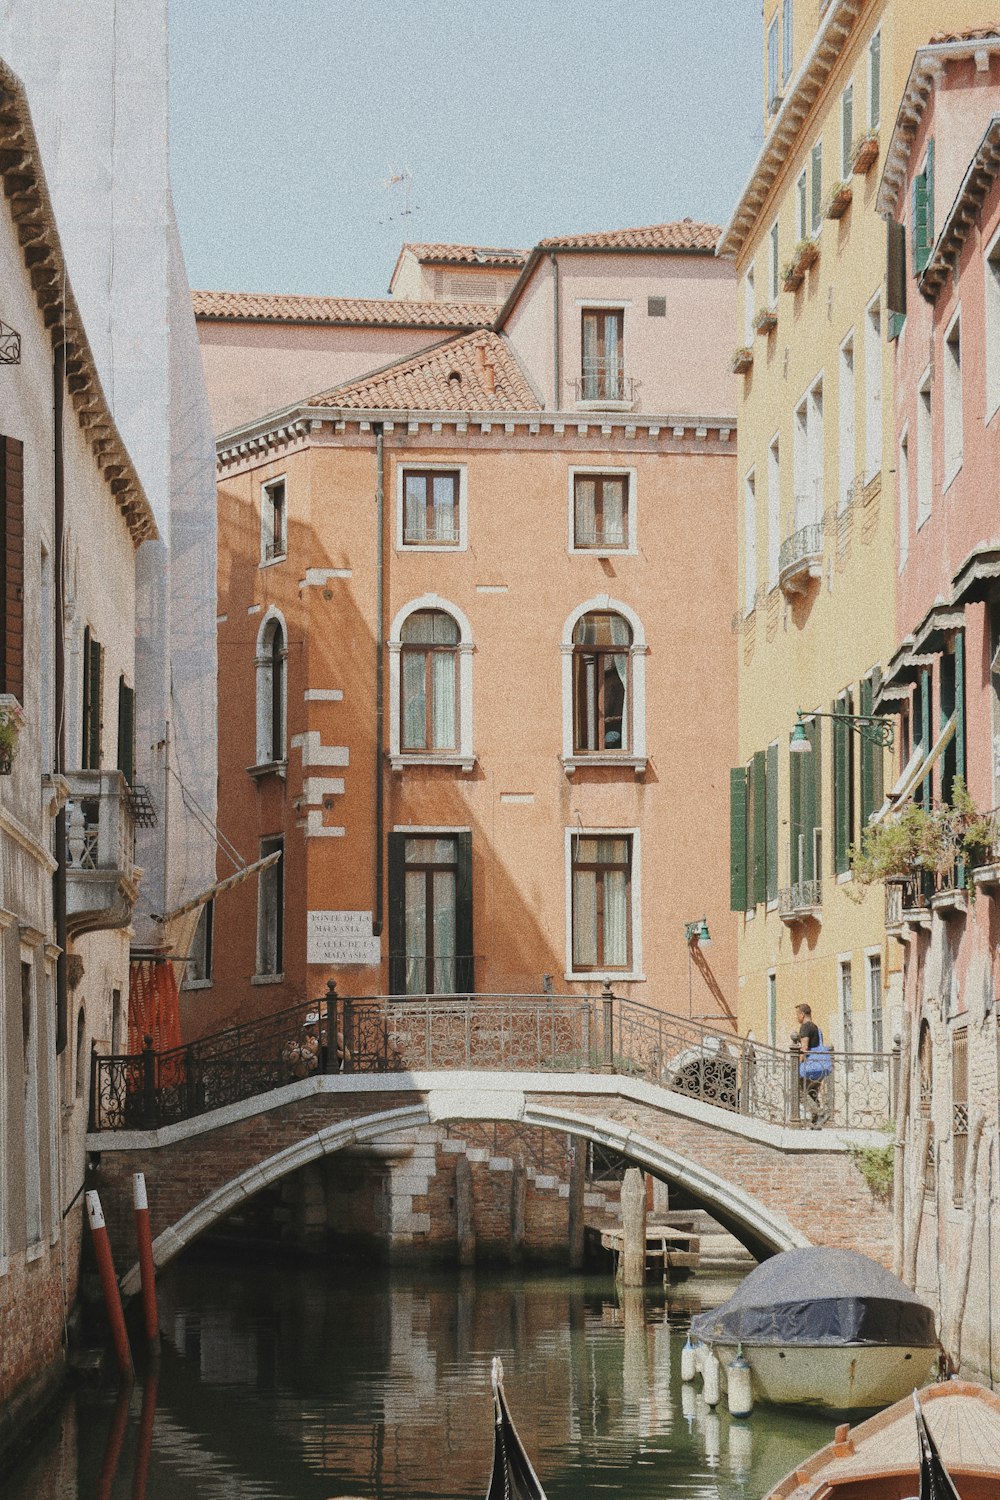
[168,0,763,300]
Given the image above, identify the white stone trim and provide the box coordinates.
[559,596,647,767]
[388,595,475,770]
[290,731,349,768]
[255,607,288,765]
[564,824,643,982]
[566,465,637,556]
[304,689,344,702]
[259,473,287,565]
[395,460,468,553]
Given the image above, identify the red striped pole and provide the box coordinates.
[86,1189,134,1382]
[130,1367,158,1500]
[132,1172,160,1346]
[96,1379,131,1500]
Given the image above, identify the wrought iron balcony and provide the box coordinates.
[65,768,141,937]
[778,520,824,596]
[574,358,636,407]
[778,879,822,924]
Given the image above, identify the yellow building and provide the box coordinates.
[719,2,987,1055]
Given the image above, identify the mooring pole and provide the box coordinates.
[86,1190,133,1382]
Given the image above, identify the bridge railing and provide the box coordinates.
[89,991,898,1134]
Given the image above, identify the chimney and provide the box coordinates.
[475,343,487,369]
[482,360,496,394]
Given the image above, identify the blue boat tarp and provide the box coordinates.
[689,1247,937,1348]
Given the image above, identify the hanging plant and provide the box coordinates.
[0,704,23,775]
[850,778,993,884]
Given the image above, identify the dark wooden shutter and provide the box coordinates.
[752,750,767,907]
[729,767,748,912]
[0,436,25,701]
[387,833,407,995]
[887,219,907,339]
[89,636,103,770]
[455,831,474,993]
[82,625,92,766]
[834,696,849,873]
[766,742,779,904]
[918,669,931,809]
[789,737,802,885]
[860,675,874,828]
[117,677,135,786]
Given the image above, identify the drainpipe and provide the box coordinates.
[373,422,385,937]
[549,251,561,410]
[53,340,68,1054]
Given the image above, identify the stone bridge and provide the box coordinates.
[86,1069,894,1294]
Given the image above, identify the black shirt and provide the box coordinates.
[796,1020,820,1050]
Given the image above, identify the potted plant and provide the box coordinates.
[0,700,25,775]
[783,239,819,290]
[731,345,754,374]
[851,128,880,175]
[753,306,778,337]
[825,180,853,220]
[782,259,805,293]
[850,779,993,887]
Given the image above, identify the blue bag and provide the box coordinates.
[799,1027,833,1080]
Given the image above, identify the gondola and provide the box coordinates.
[486,1357,547,1500]
[915,1390,961,1500]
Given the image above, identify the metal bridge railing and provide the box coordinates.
[90,990,898,1135]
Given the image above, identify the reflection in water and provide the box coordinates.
[8,1261,837,1500]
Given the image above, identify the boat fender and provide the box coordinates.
[726,1349,753,1418]
[693,1340,707,1377]
[680,1382,697,1425]
[703,1409,721,1462]
[728,1421,753,1476]
[702,1349,721,1408]
[681,1336,697,1383]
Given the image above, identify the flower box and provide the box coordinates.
[731,346,754,374]
[783,239,819,290]
[753,308,778,337]
[782,262,804,292]
[825,181,853,220]
[851,131,879,175]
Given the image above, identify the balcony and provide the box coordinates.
[778,879,822,925]
[884,874,931,937]
[65,769,141,937]
[573,359,637,410]
[778,520,824,596]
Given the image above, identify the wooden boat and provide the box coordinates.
[486,1357,547,1500]
[765,1380,1000,1499]
[689,1247,939,1408]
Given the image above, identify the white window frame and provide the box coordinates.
[567,466,637,556]
[865,946,884,1053]
[767,15,780,110]
[396,461,469,552]
[898,423,910,573]
[864,292,882,483]
[985,223,1000,424]
[564,826,643,982]
[260,474,287,566]
[782,0,793,83]
[388,595,475,771]
[916,365,932,528]
[744,264,756,346]
[838,332,855,512]
[767,969,778,1048]
[838,953,854,1053]
[868,29,881,131]
[807,375,824,525]
[184,901,214,990]
[942,307,963,490]
[254,607,288,768]
[767,435,781,588]
[744,468,757,616]
[560,596,648,774]
[840,81,854,180]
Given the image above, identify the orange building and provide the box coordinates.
[188,224,739,1040]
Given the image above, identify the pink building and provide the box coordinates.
[877,29,1000,1381]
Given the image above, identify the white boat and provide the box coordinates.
[689,1246,939,1410]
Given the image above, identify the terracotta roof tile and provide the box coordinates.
[192,290,495,328]
[929,24,1000,43]
[401,242,529,267]
[308,330,538,413]
[538,219,721,252]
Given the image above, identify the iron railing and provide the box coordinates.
[574,358,636,404]
[779,879,822,917]
[90,991,899,1136]
[778,521,823,580]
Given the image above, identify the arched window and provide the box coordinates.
[401,611,459,751]
[561,598,647,771]
[256,612,287,765]
[572,612,632,752]
[389,597,475,770]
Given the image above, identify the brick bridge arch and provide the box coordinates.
[87,1072,894,1293]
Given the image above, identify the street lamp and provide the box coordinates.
[789,708,894,753]
[684,917,712,948]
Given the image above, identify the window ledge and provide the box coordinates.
[574,399,635,413]
[565,972,646,984]
[182,978,213,991]
[570,547,635,559]
[259,552,287,569]
[390,754,476,772]
[400,540,465,553]
[247,760,288,781]
[251,973,284,986]
[562,755,647,777]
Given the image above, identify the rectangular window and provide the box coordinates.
[117,676,135,787]
[401,609,459,752]
[864,296,882,483]
[581,309,624,401]
[952,1026,968,1205]
[403,469,460,546]
[811,142,823,232]
[807,377,824,525]
[916,368,932,527]
[833,687,856,874]
[943,312,963,484]
[839,958,854,1053]
[782,0,793,82]
[841,83,854,179]
[388,831,473,995]
[571,834,632,973]
[256,836,284,978]
[867,951,883,1053]
[261,477,287,563]
[986,229,1000,421]
[0,435,25,703]
[868,30,881,130]
[744,470,757,616]
[769,222,780,304]
[839,335,855,512]
[744,265,756,346]
[573,473,629,551]
[572,611,630,753]
[767,16,780,109]
[186,901,213,986]
[81,627,103,770]
[789,714,820,885]
[767,437,780,588]
[796,170,808,242]
[912,140,935,275]
[898,429,910,572]
[768,971,778,1048]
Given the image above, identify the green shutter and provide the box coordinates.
[954,631,965,785]
[834,696,849,873]
[860,675,874,828]
[752,751,767,906]
[913,141,934,275]
[918,669,931,809]
[926,137,935,246]
[766,742,779,904]
[729,767,748,912]
[789,736,802,885]
[804,716,820,880]
[387,833,407,995]
[872,667,884,812]
[117,677,135,787]
[455,831,474,993]
[811,142,823,229]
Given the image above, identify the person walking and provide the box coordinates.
[792,1003,828,1126]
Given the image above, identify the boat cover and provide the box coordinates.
[689,1247,937,1348]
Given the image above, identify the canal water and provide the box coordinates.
[9,1257,837,1500]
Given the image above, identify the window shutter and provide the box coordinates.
[954,632,965,786]
[0,436,25,702]
[89,637,104,770]
[811,143,823,229]
[872,667,884,811]
[834,697,849,874]
[859,676,873,828]
[729,767,748,912]
[842,87,853,175]
[789,738,801,885]
[766,742,779,904]
[455,831,474,993]
[82,625,92,767]
[804,716,821,880]
[387,833,407,995]
[118,677,135,786]
[926,138,935,247]
[918,669,931,809]
[886,219,907,338]
[752,750,767,906]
